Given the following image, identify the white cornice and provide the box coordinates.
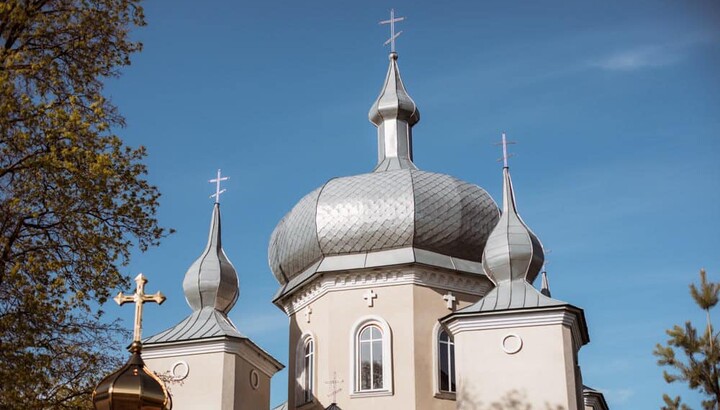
[444,307,588,351]
[278,267,492,316]
[142,337,284,377]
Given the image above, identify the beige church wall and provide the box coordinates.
[411,284,479,410]
[144,348,271,410]
[288,282,417,409]
[231,353,272,410]
[145,351,228,409]
[453,324,582,410]
[283,267,487,410]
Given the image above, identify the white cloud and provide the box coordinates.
[593,45,681,71]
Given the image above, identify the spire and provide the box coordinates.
[482,136,545,286]
[182,202,240,313]
[369,10,419,172]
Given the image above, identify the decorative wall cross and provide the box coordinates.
[209,169,229,203]
[325,371,344,403]
[362,289,377,307]
[379,8,405,53]
[443,291,457,310]
[304,307,312,323]
[496,132,516,168]
[114,273,166,343]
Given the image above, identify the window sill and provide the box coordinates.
[350,389,393,398]
[434,391,456,401]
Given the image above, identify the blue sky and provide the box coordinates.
[105,1,720,408]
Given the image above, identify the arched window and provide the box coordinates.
[303,338,314,402]
[358,325,383,391]
[438,329,456,393]
[296,333,315,404]
[350,316,393,395]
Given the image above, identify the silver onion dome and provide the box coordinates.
[456,163,565,313]
[268,53,500,286]
[182,203,239,313]
[482,166,544,285]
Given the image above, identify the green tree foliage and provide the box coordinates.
[655,269,720,410]
[0,1,170,407]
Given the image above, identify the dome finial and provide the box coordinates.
[369,9,420,172]
[182,171,239,313]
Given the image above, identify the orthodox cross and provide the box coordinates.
[325,372,344,403]
[496,132,516,168]
[304,307,312,323]
[380,8,405,53]
[209,169,229,203]
[443,291,457,310]
[114,273,166,343]
[363,289,377,307]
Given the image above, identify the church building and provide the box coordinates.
[94,12,609,410]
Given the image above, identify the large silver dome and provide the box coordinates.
[269,52,499,288]
[269,169,499,284]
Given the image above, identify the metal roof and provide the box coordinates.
[182,203,239,313]
[455,165,566,313]
[146,204,244,344]
[145,306,245,344]
[268,169,499,285]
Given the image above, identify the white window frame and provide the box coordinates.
[349,315,393,396]
[295,332,316,405]
[432,322,457,399]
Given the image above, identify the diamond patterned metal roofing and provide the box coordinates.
[268,169,499,284]
[144,307,245,343]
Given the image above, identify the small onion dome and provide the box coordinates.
[182,203,239,313]
[482,166,544,285]
[325,404,342,410]
[368,52,419,127]
[93,342,171,410]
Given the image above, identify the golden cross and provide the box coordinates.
[114,273,166,343]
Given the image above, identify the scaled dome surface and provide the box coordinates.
[268,52,500,285]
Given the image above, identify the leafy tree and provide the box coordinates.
[0,0,170,408]
[654,269,720,410]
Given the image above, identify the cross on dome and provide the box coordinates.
[496,132,516,168]
[380,8,405,53]
[114,273,166,343]
[209,169,229,203]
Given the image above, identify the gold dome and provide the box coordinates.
[93,342,171,410]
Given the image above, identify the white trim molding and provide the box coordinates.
[444,306,589,352]
[280,266,492,316]
[142,336,284,378]
[348,315,393,397]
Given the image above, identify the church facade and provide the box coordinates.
[140,45,609,410]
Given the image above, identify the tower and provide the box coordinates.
[440,141,598,410]
[143,190,283,409]
[267,21,500,409]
